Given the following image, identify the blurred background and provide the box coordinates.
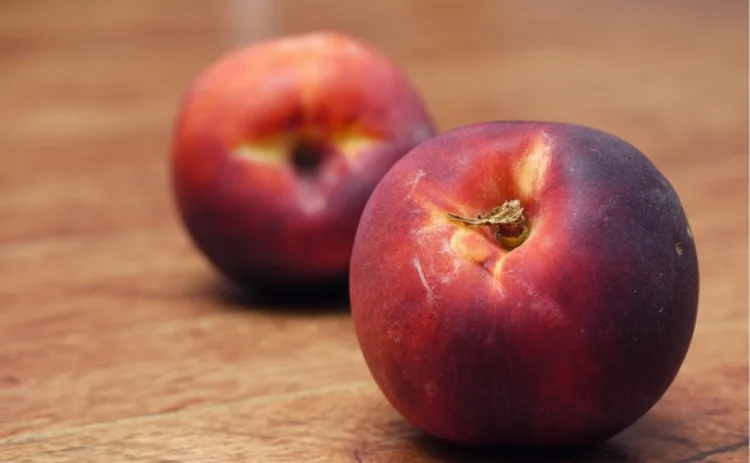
[2,1,746,245]
[1,1,747,461]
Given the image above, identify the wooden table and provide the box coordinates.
[2,1,747,461]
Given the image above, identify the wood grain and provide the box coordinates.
[1,0,747,461]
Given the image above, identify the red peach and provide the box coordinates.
[170,31,436,291]
[349,121,699,449]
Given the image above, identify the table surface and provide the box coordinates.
[2,1,747,462]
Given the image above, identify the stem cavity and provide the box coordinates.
[447,199,530,250]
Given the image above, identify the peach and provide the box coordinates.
[170,31,436,291]
[349,121,699,448]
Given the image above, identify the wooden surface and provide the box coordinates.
[1,1,747,461]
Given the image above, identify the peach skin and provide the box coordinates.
[170,31,436,292]
[349,121,699,449]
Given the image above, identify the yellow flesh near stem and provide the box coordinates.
[515,135,551,200]
[233,126,380,166]
[439,133,553,278]
[331,128,380,160]
[449,229,492,266]
[234,133,294,166]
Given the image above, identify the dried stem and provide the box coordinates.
[447,199,529,249]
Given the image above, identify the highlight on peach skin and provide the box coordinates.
[170,31,436,291]
[349,121,699,449]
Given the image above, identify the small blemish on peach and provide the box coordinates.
[438,241,453,255]
[408,169,426,194]
[450,257,461,274]
[412,256,435,303]
[387,328,402,344]
[439,275,453,284]
[530,299,565,325]
[424,381,437,398]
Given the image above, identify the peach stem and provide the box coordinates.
[446,199,529,250]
